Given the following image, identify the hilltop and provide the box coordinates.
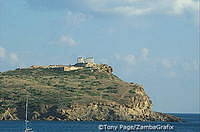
[0,62,180,121]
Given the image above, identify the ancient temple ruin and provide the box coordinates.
[77,57,95,64]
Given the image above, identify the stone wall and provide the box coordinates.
[28,65,83,72]
[63,66,83,71]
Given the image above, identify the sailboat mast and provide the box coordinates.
[26,97,28,121]
[25,96,28,130]
[24,96,33,132]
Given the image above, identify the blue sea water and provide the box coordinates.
[0,113,199,132]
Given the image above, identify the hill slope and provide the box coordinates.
[0,65,180,121]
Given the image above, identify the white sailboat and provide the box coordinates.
[24,97,33,132]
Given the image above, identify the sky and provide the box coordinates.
[0,0,199,113]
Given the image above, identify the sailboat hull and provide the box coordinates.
[25,128,33,132]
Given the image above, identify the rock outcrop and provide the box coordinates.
[0,108,18,120]
[89,64,113,73]
[56,102,180,121]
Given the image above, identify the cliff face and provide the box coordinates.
[0,65,180,121]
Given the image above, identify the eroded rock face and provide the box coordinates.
[51,85,179,122]
[0,103,180,122]
[86,64,113,73]
[57,103,180,121]
[17,101,179,122]
[0,108,18,120]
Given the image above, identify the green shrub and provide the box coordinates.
[79,75,87,79]
[91,81,101,86]
[102,94,115,101]
[129,89,136,94]
[80,88,92,90]
[104,89,118,94]
[87,91,100,96]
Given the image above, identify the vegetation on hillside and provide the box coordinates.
[0,67,181,122]
[0,68,137,117]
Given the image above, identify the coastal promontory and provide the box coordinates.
[0,57,180,121]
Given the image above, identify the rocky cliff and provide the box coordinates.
[0,65,181,121]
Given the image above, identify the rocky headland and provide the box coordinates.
[0,63,181,121]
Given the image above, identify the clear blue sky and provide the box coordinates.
[0,0,199,113]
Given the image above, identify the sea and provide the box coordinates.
[0,113,199,132]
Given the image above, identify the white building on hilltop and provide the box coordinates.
[77,57,95,64]
[77,57,85,63]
